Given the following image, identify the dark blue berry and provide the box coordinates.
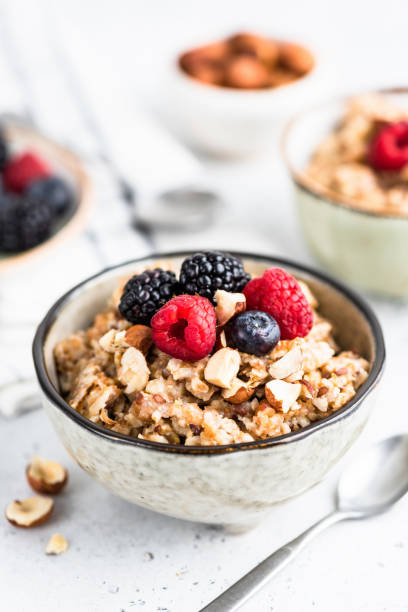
[0,192,54,252]
[225,311,280,356]
[25,176,74,216]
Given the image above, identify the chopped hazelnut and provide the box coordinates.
[5,496,54,528]
[269,347,303,380]
[204,348,240,389]
[46,533,68,555]
[265,380,301,413]
[125,325,153,355]
[214,290,246,327]
[26,456,68,494]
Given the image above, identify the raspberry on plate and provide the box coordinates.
[244,268,313,340]
[151,294,216,361]
[3,151,51,193]
[368,122,408,171]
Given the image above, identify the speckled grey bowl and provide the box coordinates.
[33,252,385,530]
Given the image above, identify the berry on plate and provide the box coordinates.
[244,268,313,340]
[119,269,180,326]
[0,193,53,252]
[25,176,74,216]
[151,294,216,361]
[179,251,250,302]
[3,151,51,193]
[225,310,280,356]
[368,122,408,171]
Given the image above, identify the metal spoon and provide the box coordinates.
[201,435,408,612]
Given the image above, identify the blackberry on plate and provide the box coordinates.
[0,127,8,170]
[0,193,54,252]
[179,251,250,302]
[25,176,74,216]
[225,310,280,356]
[119,268,180,325]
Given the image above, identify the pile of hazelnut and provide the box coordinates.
[178,31,314,90]
[5,456,69,555]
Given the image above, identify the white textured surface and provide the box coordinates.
[1,0,408,610]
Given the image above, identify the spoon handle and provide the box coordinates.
[200,511,348,612]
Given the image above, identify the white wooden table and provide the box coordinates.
[1,1,408,610]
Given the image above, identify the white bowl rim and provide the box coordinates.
[32,250,385,456]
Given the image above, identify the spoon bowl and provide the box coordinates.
[337,434,408,516]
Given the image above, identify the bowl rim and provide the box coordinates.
[281,86,408,221]
[32,250,385,456]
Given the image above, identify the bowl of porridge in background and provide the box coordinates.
[283,89,408,298]
[167,32,325,156]
[33,252,384,530]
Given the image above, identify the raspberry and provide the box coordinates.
[244,268,313,340]
[151,295,216,361]
[368,122,408,171]
[3,152,51,193]
[242,276,264,310]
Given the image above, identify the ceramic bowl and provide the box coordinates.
[0,120,92,273]
[282,89,408,298]
[166,39,326,157]
[33,252,385,530]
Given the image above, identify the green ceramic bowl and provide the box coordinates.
[282,89,408,299]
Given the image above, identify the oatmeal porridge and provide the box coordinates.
[307,94,408,215]
[54,253,369,447]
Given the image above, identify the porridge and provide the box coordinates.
[307,94,408,215]
[54,253,369,447]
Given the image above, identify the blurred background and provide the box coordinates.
[1,1,408,610]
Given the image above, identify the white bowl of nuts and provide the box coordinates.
[33,251,384,530]
[166,32,325,156]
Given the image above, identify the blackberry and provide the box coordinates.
[25,176,74,216]
[0,193,54,252]
[179,251,250,302]
[119,268,180,325]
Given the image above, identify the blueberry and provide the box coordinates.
[225,311,280,356]
[25,176,74,216]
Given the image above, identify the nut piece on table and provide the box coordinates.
[214,290,246,327]
[46,533,69,555]
[26,456,68,494]
[125,325,153,355]
[117,347,150,394]
[204,348,241,389]
[5,496,54,528]
[268,347,303,380]
[265,379,301,413]
[222,378,255,404]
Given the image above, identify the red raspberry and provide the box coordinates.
[368,122,408,171]
[243,276,264,310]
[3,151,51,193]
[151,294,216,361]
[244,268,313,340]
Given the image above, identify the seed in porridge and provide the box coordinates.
[225,310,280,356]
[317,386,329,397]
[179,251,250,303]
[119,269,180,325]
[189,424,203,436]
[151,294,216,361]
[335,367,348,376]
